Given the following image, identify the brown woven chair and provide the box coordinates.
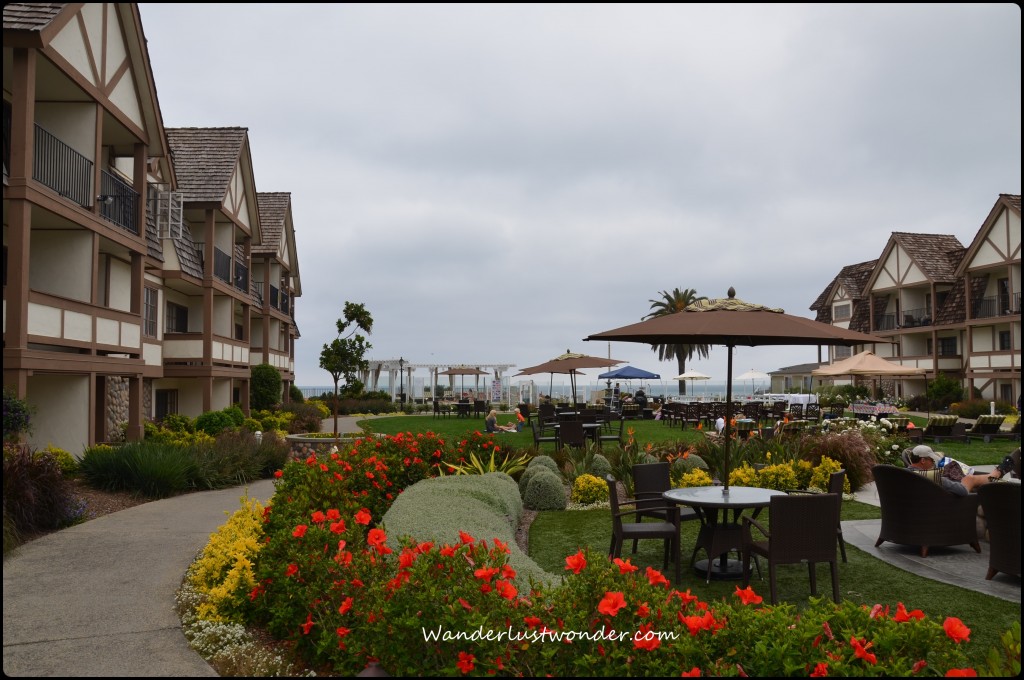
[871,464,981,557]
[785,469,848,562]
[606,475,681,582]
[741,493,841,604]
[630,462,699,554]
[978,482,1021,580]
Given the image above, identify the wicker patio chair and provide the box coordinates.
[530,420,557,449]
[630,462,699,554]
[741,493,841,604]
[785,469,848,562]
[606,475,681,583]
[871,464,981,558]
[978,482,1021,580]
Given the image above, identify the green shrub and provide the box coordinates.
[728,462,759,487]
[527,454,560,474]
[160,413,195,433]
[3,388,34,441]
[809,456,851,494]
[949,398,1016,419]
[589,452,612,478]
[250,363,282,411]
[242,418,263,432]
[288,385,305,403]
[38,444,79,476]
[254,429,290,477]
[927,372,965,409]
[570,473,608,505]
[523,468,567,511]
[673,468,714,487]
[756,462,799,491]
[195,410,237,436]
[518,464,549,498]
[79,441,197,498]
[281,402,324,434]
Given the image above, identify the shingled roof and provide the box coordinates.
[891,232,965,282]
[809,259,877,329]
[2,3,65,31]
[255,192,290,254]
[166,128,248,203]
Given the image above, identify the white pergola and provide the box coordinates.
[359,360,517,402]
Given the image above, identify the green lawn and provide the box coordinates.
[358,414,1020,665]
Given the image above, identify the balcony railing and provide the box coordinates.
[234,260,249,293]
[900,307,932,328]
[213,247,232,283]
[97,170,140,235]
[34,124,92,206]
[269,284,279,309]
[279,291,290,314]
[972,293,1022,319]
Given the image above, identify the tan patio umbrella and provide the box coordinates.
[812,350,928,413]
[585,287,886,492]
[514,350,623,402]
[439,366,488,397]
[674,369,711,398]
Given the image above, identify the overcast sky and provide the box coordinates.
[139,3,1021,394]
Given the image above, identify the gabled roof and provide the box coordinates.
[255,192,290,254]
[770,362,824,375]
[809,259,876,327]
[954,193,1022,278]
[166,127,248,203]
[890,232,965,282]
[3,3,70,36]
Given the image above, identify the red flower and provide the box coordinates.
[273,469,283,478]
[326,508,341,521]
[285,563,299,577]
[894,602,925,622]
[943,617,971,643]
[869,603,889,619]
[636,602,650,618]
[681,668,701,677]
[456,651,475,674]
[311,510,327,524]
[523,615,542,629]
[496,579,518,600]
[912,660,928,673]
[440,544,457,557]
[458,530,476,545]
[645,566,669,587]
[944,669,977,677]
[675,589,700,607]
[300,612,315,635]
[367,528,387,547]
[338,597,353,614]
[598,591,627,617]
[501,564,517,580]
[810,662,828,677]
[565,550,587,574]
[613,557,638,573]
[474,566,499,582]
[734,585,763,605]
[493,538,510,554]
[850,636,877,665]
[292,524,308,538]
[633,623,661,651]
[329,520,347,534]
[459,598,473,611]
[354,508,372,525]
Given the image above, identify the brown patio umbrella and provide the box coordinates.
[585,288,887,492]
[439,366,488,396]
[514,350,623,402]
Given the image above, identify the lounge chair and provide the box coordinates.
[965,415,1013,443]
[908,414,969,444]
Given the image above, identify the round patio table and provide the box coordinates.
[663,486,785,582]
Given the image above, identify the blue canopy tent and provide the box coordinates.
[597,366,661,380]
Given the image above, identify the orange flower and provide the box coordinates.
[598,591,627,617]
[613,557,638,573]
[894,602,925,622]
[943,617,971,643]
[734,585,763,605]
[292,524,308,538]
[633,623,661,651]
[850,636,877,665]
[681,668,701,677]
[474,566,499,582]
[645,566,669,587]
[458,530,476,545]
[565,550,587,574]
[810,662,828,677]
[495,579,518,600]
[944,669,977,677]
[675,589,700,606]
[354,508,372,525]
[338,597,353,614]
[636,602,650,617]
[367,527,387,547]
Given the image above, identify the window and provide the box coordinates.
[143,287,158,337]
[998,330,1012,351]
[834,345,852,359]
[833,303,851,320]
[155,389,178,421]
[165,301,188,333]
[938,337,957,356]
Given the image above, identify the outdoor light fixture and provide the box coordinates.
[96,195,115,205]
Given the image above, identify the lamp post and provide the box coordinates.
[398,357,405,405]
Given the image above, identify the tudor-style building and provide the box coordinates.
[812,194,1021,404]
[4,4,302,453]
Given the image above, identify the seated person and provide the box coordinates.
[634,389,648,409]
[485,409,518,433]
[904,445,1014,496]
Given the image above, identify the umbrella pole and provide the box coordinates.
[724,345,734,494]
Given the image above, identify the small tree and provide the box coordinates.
[250,363,283,411]
[319,302,373,437]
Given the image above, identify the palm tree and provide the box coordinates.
[644,288,711,395]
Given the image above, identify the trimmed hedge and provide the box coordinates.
[381,473,557,588]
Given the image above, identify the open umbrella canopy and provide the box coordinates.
[585,287,886,491]
[515,350,623,401]
[439,366,488,396]
[597,365,661,380]
[736,369,770,397]
[812,350,927,377]
[674,370,711,380]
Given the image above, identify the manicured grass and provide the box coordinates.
[528,502,1020,665]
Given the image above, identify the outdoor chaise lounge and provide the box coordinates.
[965,415,1016,443]
[908,414,969,444]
